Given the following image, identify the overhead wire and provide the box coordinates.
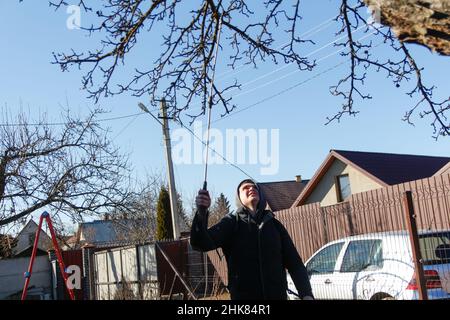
[112,113,141,140]
[173,118,303,207]
[215,15,337,81]
[212,30,377,119]
[2,13,370,129]
[184,24,369,115]
[174,38,386,208]
[1,35,378,212]
[227,24,367,95]
[0,112,146,127]
[142,105,305,206]
[212,61,348,124]
[3,16,381,208]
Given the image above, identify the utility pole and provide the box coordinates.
[159,98,180,239]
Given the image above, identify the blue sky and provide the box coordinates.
[1,1,449,229]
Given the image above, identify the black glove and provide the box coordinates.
[196,189,211,220]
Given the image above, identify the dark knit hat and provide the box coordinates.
[237,179,257,192]
[235,179,267,212]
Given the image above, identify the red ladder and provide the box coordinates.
[21,211,75,300]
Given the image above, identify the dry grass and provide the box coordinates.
[198,292,231,300]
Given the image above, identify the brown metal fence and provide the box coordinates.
[277,174,450,262]
[206,173,450,299]
[157,239,227,299]
[61,250,84,300]
[156,240,188,297]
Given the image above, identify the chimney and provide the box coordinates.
[295,175,302,183]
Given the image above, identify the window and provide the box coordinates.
[28,233,36,246]
[336,174,351,202]
[306,242,345,275]
[419,231,450,265]
[340,240,383,273]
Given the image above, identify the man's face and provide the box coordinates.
[239,182,259,208]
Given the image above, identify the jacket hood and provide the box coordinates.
[235,179,268,215]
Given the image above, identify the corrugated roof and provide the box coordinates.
[333,150,450,185]
[80,220,120,244]
[258,180,309,211]
[78,216,190,245]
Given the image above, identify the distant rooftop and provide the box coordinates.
[258,179,309,211]
[333,150,450,185]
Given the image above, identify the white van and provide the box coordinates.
[288,230,450,300]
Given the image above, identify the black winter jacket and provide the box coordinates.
[190,206,313,300]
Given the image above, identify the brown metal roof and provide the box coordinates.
[258,180,309,211]
[333,150,450,185]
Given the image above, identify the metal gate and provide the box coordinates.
[93,244,158,300]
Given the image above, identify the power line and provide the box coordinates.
[173,120,257,182]
[39,18,336,134]
[175,119,305,207]
[1,19,368,129]
[212,61,348,124]
[185,24,369,114]
[212,33,381,123]
[212,37,381,124]
[230,25,367,94]
[142,109,298,206]
[112,113,141,141]
[3,32,377,147]
[0,112,146,127]
[141,105,325,209]
[215,15,337,81]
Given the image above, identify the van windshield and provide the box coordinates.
[419,231,450,265]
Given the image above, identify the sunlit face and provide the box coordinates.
[239,182,259,208]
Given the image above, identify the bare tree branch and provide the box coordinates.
[40,0,450,138]
[324,0,449,138]
[49,0,314,123]
[400,43,450,138]
[0,109,135,227]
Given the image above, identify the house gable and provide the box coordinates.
[293,150,389,207]
[13,220,52,256]
[302,158,384,206]
[293,149,450,207]
[434,161,450,176]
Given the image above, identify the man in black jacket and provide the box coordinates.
[190,179,314,300]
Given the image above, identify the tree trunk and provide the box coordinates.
[365,0,450,55]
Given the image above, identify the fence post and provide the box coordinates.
[402,191,428,300]
[136,245,143,299]
[48,249,64,300]
[82,244,96,300]
[155,242,197,300]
